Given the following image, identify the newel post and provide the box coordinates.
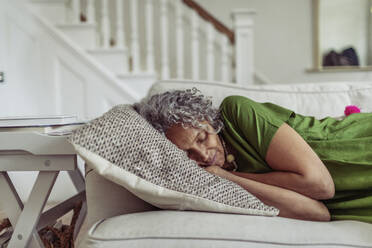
[231,9,256,85]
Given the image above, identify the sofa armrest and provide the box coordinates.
[75,163,158,246]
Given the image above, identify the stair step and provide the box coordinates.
[87,48,129,74]
[118,73,157,99]
[28,0,66,24]
[57,23,96,50]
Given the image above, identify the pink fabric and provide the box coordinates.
[344,105,361,116]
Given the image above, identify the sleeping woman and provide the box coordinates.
[134,88,372,223]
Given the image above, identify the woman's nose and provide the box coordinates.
[198,150,208,162]
[194,147,209,163]
[188,146,208,164]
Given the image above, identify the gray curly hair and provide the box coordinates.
[133,88,224,134]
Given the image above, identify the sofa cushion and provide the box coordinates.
[68,105,278,216]
[80,210,372,248]
[148,80,372,119]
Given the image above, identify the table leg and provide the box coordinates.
[68,166,85,192]
[68,166,87,240]
[7,171,59,248]
[0,172,23,225]
[73,200,87,240]
[0,172,44,248]
[37,190,86,230]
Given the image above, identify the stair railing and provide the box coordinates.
[67,0,256,85]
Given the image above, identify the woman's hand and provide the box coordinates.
[204,165,237,182]
[204,165,227,177]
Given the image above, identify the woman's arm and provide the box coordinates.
[259,123,335,200]
[220,96,334,200]
[205,166,331,222]
[230,170,332,200]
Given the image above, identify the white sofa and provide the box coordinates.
[77,80,372,248]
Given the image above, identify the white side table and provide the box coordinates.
[0,129,86,248]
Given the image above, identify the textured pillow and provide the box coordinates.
[68,104,279,216]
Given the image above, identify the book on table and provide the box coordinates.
[0,115,85,135]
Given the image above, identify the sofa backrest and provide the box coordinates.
[147,80,372,119]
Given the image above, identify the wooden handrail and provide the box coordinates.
[182,0,234,44]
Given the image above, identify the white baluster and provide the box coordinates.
[116,0,125,48]
[232,9,256,85]
[72,0,81,23]
[101,0,111,48]
[227,43,233,82]
[160,0,170,79]
[175,0,184,79]
[116,0,128,73]
[145,0,155,73]
[191,11,199,80]
[87,0,95,24]
[130,0,141,73]
[206,22,215,81]
[220,35,229,82]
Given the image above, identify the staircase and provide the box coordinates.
[0,0,256,120]
[29,0,256,93]
[0,0,257,216]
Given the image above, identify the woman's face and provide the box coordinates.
[165,121,225,167]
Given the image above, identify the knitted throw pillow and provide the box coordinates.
[68,105,279,216]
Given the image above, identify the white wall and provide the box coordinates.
[0,1,135,119]
[0,3,57,117]
[195,0,372,84]
[369,0,372,65]
[0,0,138,204]
[319,0,368,66]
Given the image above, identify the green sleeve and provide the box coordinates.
[219,95,294,173]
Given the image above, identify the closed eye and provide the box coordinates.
[197,131,207,143]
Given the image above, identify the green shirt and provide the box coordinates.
[220,95,372,223]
